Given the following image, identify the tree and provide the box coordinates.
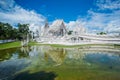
[68,30,73,35]
[18,23,29,40]
[4,23,13,39]
[0,22,30,40]
[97,32,106,35]
[11,28,19,40]
[0,22,13,39]
[0,22,5,39]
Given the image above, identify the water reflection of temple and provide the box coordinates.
[18,46,120,66]
[0,45,120,66]
[44,47,66,65]
[20,46,86,65]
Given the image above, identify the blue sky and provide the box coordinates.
[0,0,120,33]
[15,0,95,22]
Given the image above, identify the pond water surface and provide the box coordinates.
[0,45,120,80]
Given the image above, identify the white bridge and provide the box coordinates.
[66,34,120,44]
[37,34,120,45]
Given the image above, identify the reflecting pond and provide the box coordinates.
[0,45,120,80]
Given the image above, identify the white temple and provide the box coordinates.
[47,19,67,36]
[42,19,86,37]
[36,19,120,45]
[72,23,86,35]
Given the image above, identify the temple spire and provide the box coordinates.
[43,19,49,36]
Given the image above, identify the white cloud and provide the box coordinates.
[96,0,120,10]
[67,20,86,30]
[86,10,120,30]
[105,19,120,33]
[66,19,88,34]
[0,0,120,34]
[0,0,15,11]
[0,0,45,31]
[68,0,120,34]
[88,0,120,33]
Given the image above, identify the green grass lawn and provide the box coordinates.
[0,41,120,50]
[0,41,21,50]
[0,41,39,50]
[29,42,120,48]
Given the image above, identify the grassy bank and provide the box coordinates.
[0,41,38,50]
[28,42,120,48]
[0,41,120,50]
[0,41,21,50]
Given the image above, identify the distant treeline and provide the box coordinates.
[0,22,30,40]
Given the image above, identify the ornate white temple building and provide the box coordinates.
[37,19,120,45]
[42,19,86,37]
[41,20,65,37]
[47,19,67,36]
